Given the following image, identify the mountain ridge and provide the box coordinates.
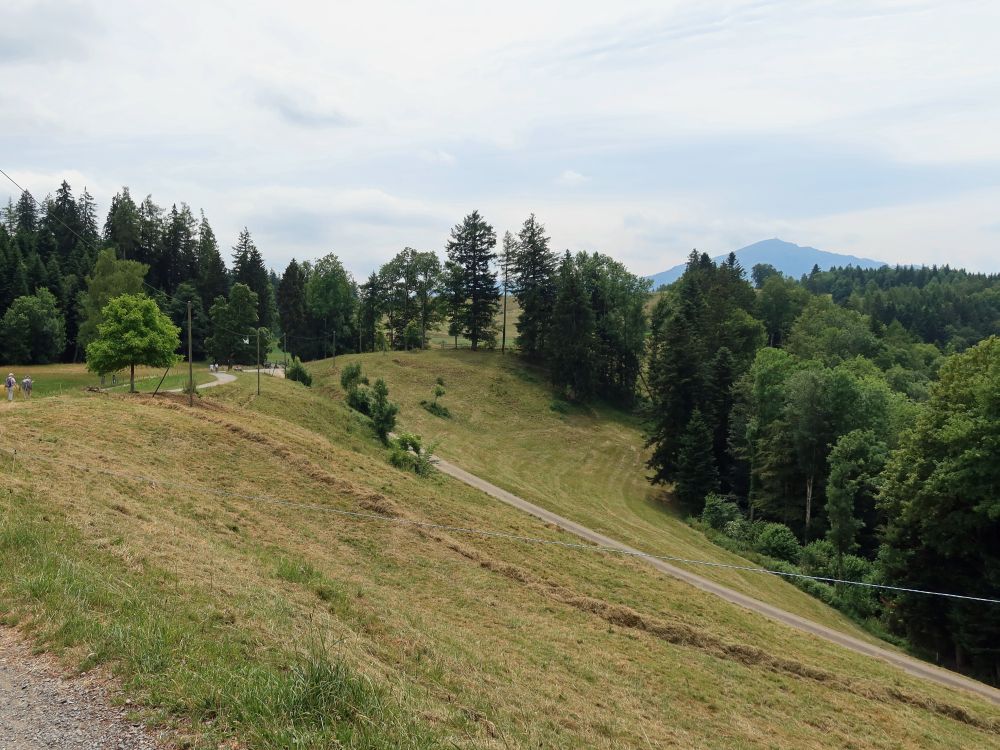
[648,238,885,288]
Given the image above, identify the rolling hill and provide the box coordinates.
[648,238,885,288]
[0,361,997,748]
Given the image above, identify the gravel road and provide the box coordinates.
[0,629,164,750]
[432,455,1000,706]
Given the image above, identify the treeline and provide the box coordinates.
[648,252,1000,683]
[348,211,650,402]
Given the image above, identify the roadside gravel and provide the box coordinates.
[0,629,165,750]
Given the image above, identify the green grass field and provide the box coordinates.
[325,349,884,639]
[0,362,217,398]
[0,366,996,748]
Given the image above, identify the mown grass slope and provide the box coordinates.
[0,371,997,749]
[327,349,882,638]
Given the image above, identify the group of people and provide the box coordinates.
[5,372,33,401]
[209,362,222,372]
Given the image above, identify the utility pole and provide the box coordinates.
[332,329,337,365]
[256,328,261,396]
[187,300,193,407]
[283,333,288,371]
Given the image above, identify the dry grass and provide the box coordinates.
[0,374,997,748]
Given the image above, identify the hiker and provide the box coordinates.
[5,373,15,401]
[21,375,32,399]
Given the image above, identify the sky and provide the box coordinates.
[3,0,1000,278]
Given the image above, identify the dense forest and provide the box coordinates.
[2,179,998,683]
[647,252,1000,684]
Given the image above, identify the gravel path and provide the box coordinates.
[0,629,165,750]
[165,369,237,392]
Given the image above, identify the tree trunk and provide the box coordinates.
[129,363,136,393]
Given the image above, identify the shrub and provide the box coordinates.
[286,357,312,386]
[753,522,801,564]
[420,384,450,418]
[345,385,372,415]
[701,494,740,530]
[340,362,364,391]
[435,376,445,386]
[800,540,835,576]
[549,399,570,414]
[387,432,437,476]
[370,378,398,443]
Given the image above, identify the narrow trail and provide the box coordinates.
[0,629,164,749]
[165,369,236,392]
[431,455,1000,706]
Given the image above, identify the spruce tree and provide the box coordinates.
[232,227,272,328]
[445,210,498,350]
[277,259,308,355]
[103,188,140,261]
[512,213,557,358]
[673,408,719,512]
[195,211,228,306]
[549,252,595,401]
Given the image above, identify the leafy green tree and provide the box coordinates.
[445,210,498,350]
[673,408,719,512]
[0,289,66,364]
[167,282,209,360]
[85,294,180,392]
[206,283,259,366]
[757,274,809,347]
[441,260,466,349]
[754,523,801,564]
[878,337,1000,679]
[512,213,557,358]
[549,251,595,401]
[825,429,887,574]
[77,249,149,348]
[751,263,781,288]
[306,253,356,356]
[786,296,880,365]
[370,377,399,442]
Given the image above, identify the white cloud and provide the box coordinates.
[1,0,999,275]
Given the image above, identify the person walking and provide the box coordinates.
[5,373,15,402]
[21,375,32,399]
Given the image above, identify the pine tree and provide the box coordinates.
[78,187,100,246]
[232,227,272,328]
[549,252,595,401]
[136,195,164,271]
[445,210,498,350]
[673,409,720,512]
[103,188,141,261]
[499,230,516,353]
[206,283,259,367]
[195,211,228,306]
[277,259,308,355]
[512,213,557,358]
[442,260,466,349]
[14,191,38,234]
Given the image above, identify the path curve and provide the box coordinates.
[165,370,236,393]
[431,455,1000,706]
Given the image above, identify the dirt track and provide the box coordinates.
[432,456,1000,706]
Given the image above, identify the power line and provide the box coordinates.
[2,446,997,605]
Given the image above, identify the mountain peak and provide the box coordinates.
[647,238,885,288]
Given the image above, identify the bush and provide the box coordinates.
[286,357,312,386]
[753,522,802,564]
[701,494,740,530]
[549,399,570,414]
[800,540,835,576]
[387,432,437,476]
[340,362,364,391]
[345,385,372,415]
[370,378,398,443]
[421,401,451,418]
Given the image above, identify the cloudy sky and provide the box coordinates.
[3,0,1000,277]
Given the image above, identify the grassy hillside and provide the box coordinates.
[0,370,997,748]
[326,350,879,638]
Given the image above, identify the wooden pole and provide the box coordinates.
[187,300,194,407]
[256,328,261,396]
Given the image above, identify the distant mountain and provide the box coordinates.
[647,238,886,288]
